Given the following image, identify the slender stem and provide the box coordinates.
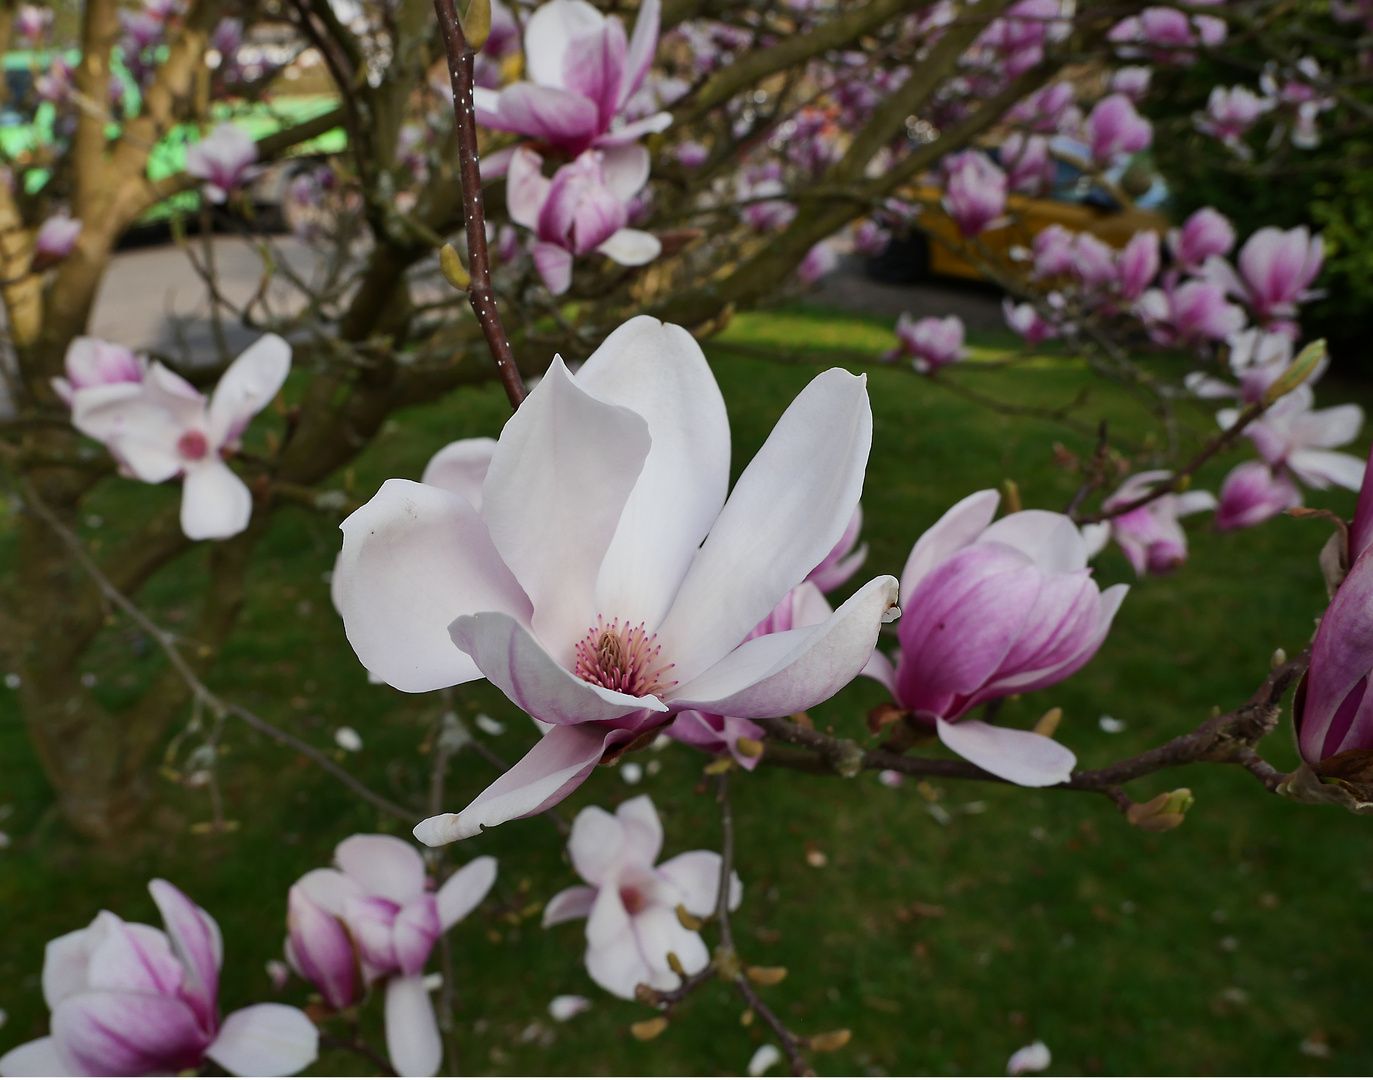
[319,1033,398,1076]
[432,0,526,410]
[736,978,814,1078]
[713,772,735,950]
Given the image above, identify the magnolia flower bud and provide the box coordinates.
[808,1029,852,1052]
[1126,788,1194,831]
[631,1016,669,1040]
[440,243,471,289]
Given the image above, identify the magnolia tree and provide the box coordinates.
[3,0,1373,1072]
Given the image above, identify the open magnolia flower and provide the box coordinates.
[0,880,317,1077]
[287,835,496,1077]
[542,795,740,999]
[1080,470,1217,576]
[866,490,1127,786]
[335,316,898,843]
[69,334,290,541]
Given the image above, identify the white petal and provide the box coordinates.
[656,850,741,916]
[599,143,651,202]
[900,489,1000,601]
[936,718,1076,787]
[384,974,442,1078]
[334,834,428,904]
[614,793,664,868]
[583,885,651,999]
[523,0,605,88]
[749,1044,783,1076]
[860,646,898,695]
[630,902,709,984]
[577,317,730,631]
[436,856,498,929]
[420,437,498,510]
[1288,449,1366,491]
[481,356,651,654]
[207,334,291,447]
[1079,522,1111,559]
[670,575,898,718]
[0,1038,71,1077]
[657,368,873,685]
[206,1004,318,1077]
[180,460,253,541]
[568,804,628,884]
[42,925,98,1008]
[293,867,364,916]
[979,509,1088,572]
[70,383,185,483]
[543,885,599,926]
[336,479,531,693]
[596,228,661,265]
[548,994,593,1021]
[1175,490,1219,516]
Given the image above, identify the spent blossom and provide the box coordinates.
[334,317,898,842]
[542,795,741,999]
[0,880,317,1077]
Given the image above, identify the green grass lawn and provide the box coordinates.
[2,304,1371,1076]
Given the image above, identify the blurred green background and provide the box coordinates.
[2,306,1370,1076]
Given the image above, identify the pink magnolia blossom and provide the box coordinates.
[1227,328,1321,403]
[287,836,496,1078]
[865,491,1128,786]
[853,218,891,257]
[1070,232,1117,289]
[1109,6,1226,60]
[473,0,669,156]
[1213,460,1302,531]
[1195,85,1274,154]
[1031,224,1075,278]
[1219,384,1365,492]
[1295,546,1373,766]
[1350,443,1373,564]
[1116,230,1160,300]
[1007,82,1077,133]
[33,214,82,271]
[1204,225,1324,323]
[542,795,741,999]
[0,880,317,1077]
[186,123,259,203]
[1167,207,1235,273]
[335,317,899,843]
[507,144,660,295]
[69,334,291,540]
[943,150,1008,237]
[1000,132,1054,194]
[1003,298,1059,344]
[1084,94,1152,162]
[889,313,966,373]
[675,139,709,169]
[1080,470,1217,575]
[1135,279,1246,346]
[798,240,840,284]
[15,5,52,45]
[52,337,145,406]
[1110,65,1152,101]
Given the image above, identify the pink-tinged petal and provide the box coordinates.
[563,18,627,128]
[342,894,401,973]
[596,228,661,265]
[336,479,531,693]
[524,0,605,88]
[593,112,673,148]
[436,855,498,930]
[568,803,629,884]
[532,241,575,294]
[1300,549,1373,760]
[935,718,1076,786]
[481,356,651,651]
[630,902,709,987]
[206,334,290,447]
[450,610,667,722]
[576,317,730,631]
[148,880,222,1031]
[69,383,185,482]
[287,885,359,1011]
[420,437,497,510]
[1175,490,1219,516]
[180,459,253,541]
[599,143,650,203]
[621,0,661,101]
[1288,449,1366,491]
[384,974,442,1078]
[51,990,208,1076]
[1351,444,1373,561]
[335,834,428,904]
[670,575,899,718]
[615,793,664,867]
[543,885,598,926]
[486,83,600,147]
[976,572,1099,694]
[656,850,740,916]
[860,647,898,695]
[206,1004,318,1077]
[415,723,630,844]
[978,509,1088,572]
[393,896,441,977]
[85,919,183,998]
[657,368,873,685]
[900,489,1000,601]
[506,146,552,231]
[568,180,628,254]
[293,867,363,916]
[42,922,104,1008]
[477,141,517,180]
[1289,402,1365,450]
[583,886,650,998]
[0,1037,72,1076]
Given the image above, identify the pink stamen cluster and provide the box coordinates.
[177,430,209,460]
[573,617,676,699]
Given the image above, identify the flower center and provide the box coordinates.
[573,617,676,699]
[619,885,648,915]
[177,430,209,461]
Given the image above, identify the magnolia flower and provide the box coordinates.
[33,214,82,271]
[807,503,869,593]
[70,335,291,540]
[1110,65,1152,101]
[1195,85,1274,155]
[1220,384,1365,492]
[1116,231,1160,301]
[1003,298,1059,344]
[507,145,660,295]
[1204,225,1323,324]
[186,123,259,203]
[1108,5,1226,58]
[1071,232,1118,289]
[1031,224,1075,278]
[1001,132,1054,194]
[51,337,145,407]
[1085,94,1152,162]
[288,836,497,1077]
[865,491,1127,786]
[943,151,1008,236]
[15,5,52,45]
[1213,460,1302,531]
[1007,82,1077,133]
[889,313,966,373]
[473,0,668,156]
[1135,279,1246,346]
[1080,471,1217,576]
[1168,207,1235,272]
[798,240,840,284]
[1224,328,1320,403]
[542,795,741,999]
[335,317,899,843]
[0,880,317,1077]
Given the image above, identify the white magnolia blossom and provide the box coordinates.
[335,316,899,843]
[1219,383,1365,491]
[542,795,741,999]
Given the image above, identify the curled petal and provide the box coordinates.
[543,885,598,927]
[936,718,1076,787]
